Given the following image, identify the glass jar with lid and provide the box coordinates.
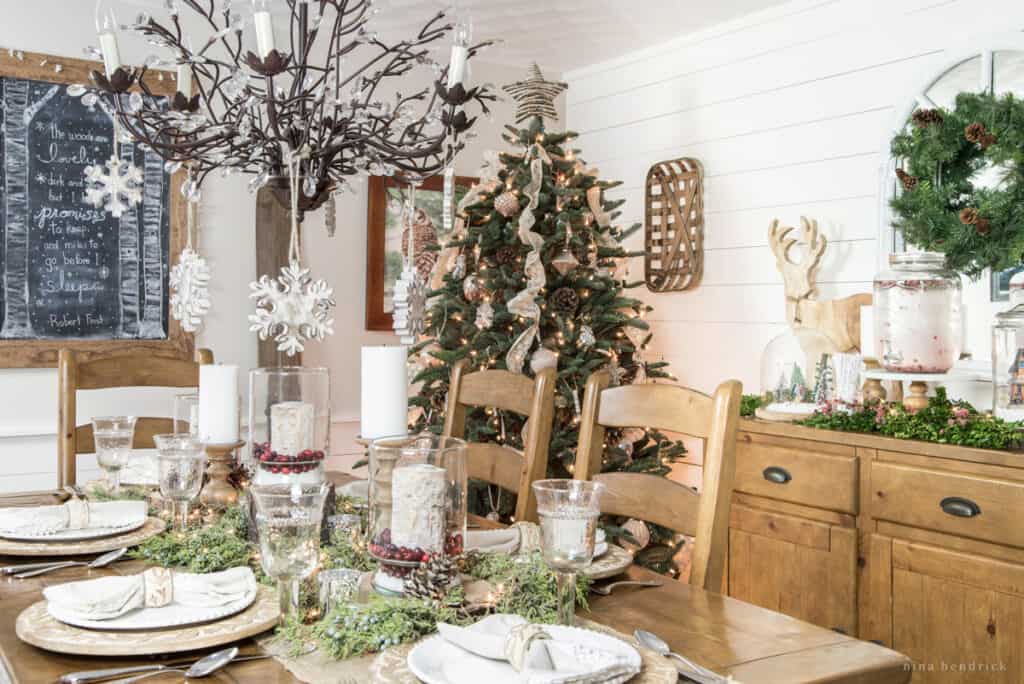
[873,252,962,373]
[992,272,1024,420]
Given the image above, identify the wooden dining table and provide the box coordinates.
[0,481,912,684]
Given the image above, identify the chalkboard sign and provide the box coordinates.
[0,50,188,368]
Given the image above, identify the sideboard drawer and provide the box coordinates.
[735,433,858,514]
[873,462,1024,549]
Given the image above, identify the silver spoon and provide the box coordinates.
[60,647,272,683]
[591,579,662,596]
[13,547,127,579]
[634,629,725,684]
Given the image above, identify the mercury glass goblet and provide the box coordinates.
[153,434,207,532]
[252,482,330,619]
[532,479,605,626]
[91,416,137,494]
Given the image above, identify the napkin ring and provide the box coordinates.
[143,567,174,608]
[64,499,90,530]
[513,522,542,554]
[504,623,550,672]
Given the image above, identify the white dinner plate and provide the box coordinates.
[407,624,642,684]
[0,518,146,543]
[47,586,257,631]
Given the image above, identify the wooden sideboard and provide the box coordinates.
[728,418,1024,683]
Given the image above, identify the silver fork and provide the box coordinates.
[590,579,663,595]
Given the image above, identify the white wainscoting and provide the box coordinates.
[564,0,1024,397]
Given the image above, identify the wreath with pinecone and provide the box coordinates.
[889,91,1024,277]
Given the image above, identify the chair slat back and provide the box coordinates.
[575,373,742,591]
[592,472,703,536]
[442,359,556,522]
[58,349,213,487]
[74,417,177,454]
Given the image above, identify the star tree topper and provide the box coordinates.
[249,260,335,356]
[502,63,568,124]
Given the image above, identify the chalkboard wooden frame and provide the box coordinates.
[0,49,190,368]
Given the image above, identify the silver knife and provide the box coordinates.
[0,561,65,575]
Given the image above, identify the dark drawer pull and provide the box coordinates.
[762,466,792,484]
[940,496,981,518]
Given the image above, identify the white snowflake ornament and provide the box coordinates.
[169,247,212,332]
[248,260,335,356]
[392,265,428,344]
[83,155,144,218]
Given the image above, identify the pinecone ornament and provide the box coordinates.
[959,207,979,225]
[494,191,521,218]
[405,554,457,601]
[911,108,943,128]
[463,275,485,302]
[976,218,992,236]
[895,168,918,191]
[965,122,986,142]
[550,287,579,315]
[495,245,518,266]
[401,208,440,281]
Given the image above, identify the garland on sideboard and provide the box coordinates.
[797,388,1024,450]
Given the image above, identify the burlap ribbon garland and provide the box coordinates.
[505,145,550,373]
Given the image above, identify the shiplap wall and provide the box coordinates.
[564,0,1024,399]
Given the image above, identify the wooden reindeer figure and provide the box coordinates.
[768,216,871,353]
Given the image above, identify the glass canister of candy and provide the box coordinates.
[248,367,330,485]
[993,272,1024,420]
[367,434,467,596]
[873,252,962,373]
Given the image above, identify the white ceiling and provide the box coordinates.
[369,0,788,72]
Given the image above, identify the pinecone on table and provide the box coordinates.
[405,554,457,602]
[912,108,944,128]
[895,168,918,191]
[964,122,987,143]
[959,207,979,225]
[550,287,579,315]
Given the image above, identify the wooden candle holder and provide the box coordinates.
[201,440,245,508]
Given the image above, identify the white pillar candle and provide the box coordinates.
[446,45,468,89]
[98,31,122,78]
[198,364,239,444]
[270,401,314,456]
[177,63,193,97]
[360,346,408,439]
[254,10,276,59]
[391,463,447,552]
[860,304,875,359]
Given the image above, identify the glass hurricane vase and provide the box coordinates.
[249,367,330,486]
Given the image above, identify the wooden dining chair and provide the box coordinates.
[575,372,742,592]
[442,359,557,523]
[57,348,214,487]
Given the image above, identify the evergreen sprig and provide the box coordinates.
[799,388,1024,450]
[129,506,257,574]
[890,92,1024,277]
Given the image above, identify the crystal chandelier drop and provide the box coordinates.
[86,0,495,214]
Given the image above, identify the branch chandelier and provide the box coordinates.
[86,0,496,214]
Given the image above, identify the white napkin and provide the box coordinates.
[437,614,641,684]
[0,500,146,537]
[44,566,256,621]
[467,526,604,556]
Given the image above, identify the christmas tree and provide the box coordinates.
[408,65,686,570]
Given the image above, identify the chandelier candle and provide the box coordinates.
[360,346,409,440]
[198,364,240,444]
[176,62,193,98]
[252,0,276,59]
[95,3,121,77]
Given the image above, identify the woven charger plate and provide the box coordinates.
[0,517,166,557]
[16,585,280,656]
[586,544,634,580]
[368,618,677,683]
